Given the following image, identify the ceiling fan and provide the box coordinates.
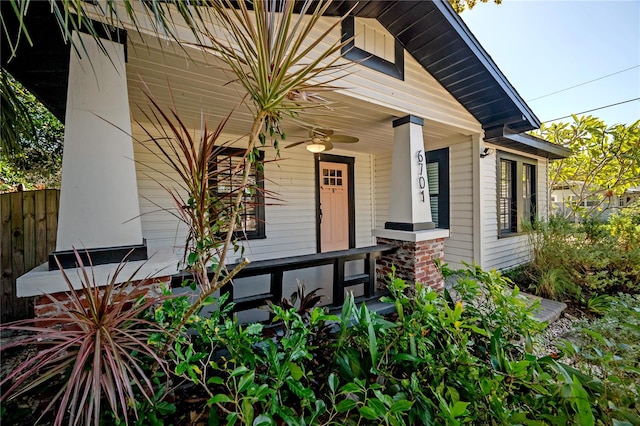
[284,128,359,153]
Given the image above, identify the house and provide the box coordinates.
[551,181,640,221]
[2,1,569,318]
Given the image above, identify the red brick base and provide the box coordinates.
[376,237,445,291]
[34,276,170,324]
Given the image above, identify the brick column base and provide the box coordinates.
[376,237,445,291]
[34,276,170,326]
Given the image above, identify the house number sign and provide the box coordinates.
[417,149,426,203]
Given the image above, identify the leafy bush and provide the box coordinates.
[558,293,640,423]
[521,214,640,302]
[150,263,638,425]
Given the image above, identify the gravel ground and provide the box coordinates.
[533,315,579,357]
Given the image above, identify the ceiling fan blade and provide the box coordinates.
[330,135,359,143]
[310,128,334,138]
[323,141,334,151]
[284,140,310,149]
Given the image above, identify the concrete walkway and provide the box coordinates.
[522,293,568,323]
[356,291,567,325]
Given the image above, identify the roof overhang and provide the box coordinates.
[484,127,571,160]
[4,0,541,134]
[324,0,541,132]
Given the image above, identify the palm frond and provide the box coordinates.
[200,0,354,133]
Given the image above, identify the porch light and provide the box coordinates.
[306,143,326,153]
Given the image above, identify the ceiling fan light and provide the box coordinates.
[306,143,326,153]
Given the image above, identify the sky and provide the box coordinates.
[461,0,640,126]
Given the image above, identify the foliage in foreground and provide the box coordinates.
[0,251,170,426]
[515,208,640,303]
[558,293,640,425]
[153,263,638,425]
[2,263,638,425]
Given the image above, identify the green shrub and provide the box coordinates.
[558,293,640,423]
[9,261,636,424]
[160,263,625,425]
[522,215,640,302]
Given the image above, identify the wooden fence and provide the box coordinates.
[1,189,60,323]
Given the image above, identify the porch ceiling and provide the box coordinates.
[126,37,466,154]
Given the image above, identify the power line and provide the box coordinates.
[527,65,640,102]
[542,97,640,123]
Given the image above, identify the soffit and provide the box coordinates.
[126,38,465,154]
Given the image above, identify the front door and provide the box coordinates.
[316,156,354,252]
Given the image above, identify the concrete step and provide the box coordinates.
[522,293,568,323]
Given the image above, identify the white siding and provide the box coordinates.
[373,151,392,229]
[310,17,481,134]
[444,142,475,268]
[133,123,375,261]
[480,146,549,270]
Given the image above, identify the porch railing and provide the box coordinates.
[171,244,396,312]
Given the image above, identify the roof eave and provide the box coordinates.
[431,0,541,131]
[485,127,571,160]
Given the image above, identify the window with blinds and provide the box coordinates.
[426,148,449,229]
[211,148,265,240]
[497,151,537,236]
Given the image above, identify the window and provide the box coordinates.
[497,152,537,236]
[499,159,516,233]
[522,163,536,226]
[211,147,265,240]
[426,148,450,229]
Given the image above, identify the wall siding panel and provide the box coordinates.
[480,146,549,270]
[112,5,482,137]
[133,125,375,261]
[374,152,392,230]
[443,142,474,268]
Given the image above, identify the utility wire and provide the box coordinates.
[527,65,640,102]
[542,97,640,123]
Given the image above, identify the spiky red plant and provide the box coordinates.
[0,250,170,425]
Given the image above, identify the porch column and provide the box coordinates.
[55,30,146,266]
[385,115,434,231]
[373,115,449,291]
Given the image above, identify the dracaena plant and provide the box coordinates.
[0,250,170,426]
[138,0,353,332]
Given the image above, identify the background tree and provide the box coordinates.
[449,0,503,13]
[0,70,64,191]
[536,115,640,219]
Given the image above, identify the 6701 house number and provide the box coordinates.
[417,149,426,202]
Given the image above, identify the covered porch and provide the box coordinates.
[12,26,470,317]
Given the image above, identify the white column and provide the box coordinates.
[385,115,434,231]
[56,31,143,251]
